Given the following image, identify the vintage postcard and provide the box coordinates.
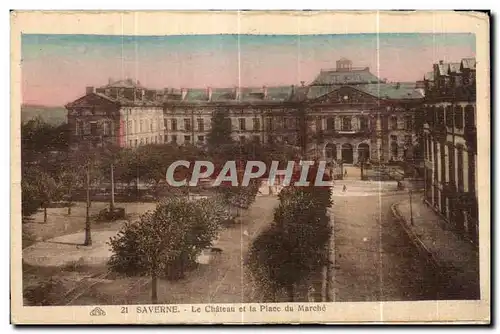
[11,10,490,324]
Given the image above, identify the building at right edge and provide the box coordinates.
[422,58,478,246]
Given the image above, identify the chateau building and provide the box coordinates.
[66,58,424,165]
[422,58,478,245]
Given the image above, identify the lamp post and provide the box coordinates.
[84,164,92,246]
[409,188,414,226]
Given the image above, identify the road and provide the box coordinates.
[330,193,439,301]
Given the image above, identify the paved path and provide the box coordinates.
[395,199,480,299]
[331,180,401,197]
[330,193,440,301]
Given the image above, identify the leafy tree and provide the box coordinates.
[21,118,69,163]
[58,166,84,215]
[21,172,42,217]
[248,189,331,301]
[22,166,62,222]
[107,196,225,303]
[207,108,234,156]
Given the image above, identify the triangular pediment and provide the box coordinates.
[311,86,380,104]
[66,93,119,109]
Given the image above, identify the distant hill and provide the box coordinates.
[21,104,67,125]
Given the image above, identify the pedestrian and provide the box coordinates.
[344,169,348,177]
[343,185,347,192]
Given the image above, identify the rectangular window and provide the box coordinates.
[134,139,138,147]
[440,142,446,184]
[445,107,454,128]
[404,115,413,130]
[266,118,273,131]
[75,120,81,135]
[197,135,205,143]
[146,137,149,144]
[433,141,438,181]
[240,136,246,143]
[327,117,335,130]
[252,135,260,143]
[390,116,398,130]
[449,145,455,185]
[360,117,368,130]
[390,135,397,142]
[90,122,98,136]
[342,117,352,131]
[224,118,232,130]
[171,119,177,131]
[464,106,475,129]
[253,117,260,131]
[239,118,246,131]
[316,117,322,131]
[468,151,475,194]
[184,135,191,143]
[455,107,464,129]
[103,121,109,136]
[184,118,191,131]
[197,118,204,132]
[172,135,177,143]
[457,148,464,191]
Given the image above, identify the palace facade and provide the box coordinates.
[66,58,424,165]
[422,58,478,245]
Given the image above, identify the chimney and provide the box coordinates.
[439,60,444,65]
[300,81,305,87]
[290,85,295,97]
[262,85,268,99]
[181,88,188,100]
[234,86,240,100]
[86,86,95,95]
[206,87,213,101]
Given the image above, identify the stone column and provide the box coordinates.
[353,143,359,164]
[336,143,342,161]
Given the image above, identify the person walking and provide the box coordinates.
[343,184,347,192]
[344,169,348,178]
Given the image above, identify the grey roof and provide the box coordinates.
[311,68,381,85]
[307,83,423,100]
[448,63,461,74]
[356,83,424,99]
[461,58,476,70]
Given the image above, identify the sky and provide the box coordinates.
[21,33,475,106]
